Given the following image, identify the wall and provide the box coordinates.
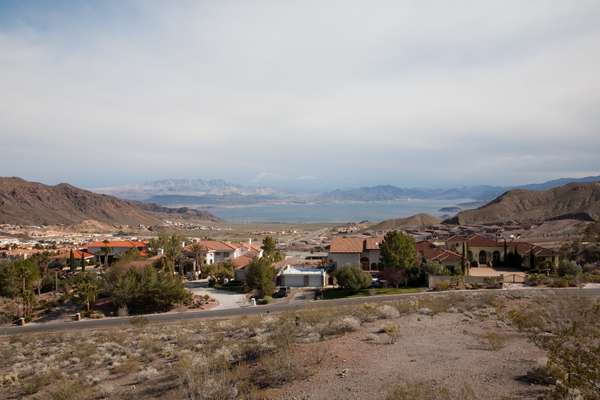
[329,252,360,268]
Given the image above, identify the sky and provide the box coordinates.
[1,0,599,191]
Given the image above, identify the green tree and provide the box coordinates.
[557,259,582,277]
[380,231,417,286]
[422,261,448,276]
[69,249,76,272]
[100,240,112,267]
[261,236,282,262]
[0,259,41,319]
[105,265,191,314]
[245,258,275,298]
[334,265,371,291]
[70,272,102,313]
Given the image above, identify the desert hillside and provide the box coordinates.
[0,177,219,226]
[369,213,442,230]
[446,182,600,225]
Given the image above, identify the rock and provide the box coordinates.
[418,307,433,316]
[378,304,400,319]
[448,307,459,313]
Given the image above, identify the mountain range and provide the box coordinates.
[0,177,219,226]
[92,175,600,207]
[445,182,600,225]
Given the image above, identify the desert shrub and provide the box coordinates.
[47,380,93,400]
[251,350,306,389]
[321,316,361,336]
[383,323,400,344]
[433,281,450,291]
[176,353,237,400]
[518,366,558,385]
[334,266,372,291]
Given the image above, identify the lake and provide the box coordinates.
[205,199,470,223]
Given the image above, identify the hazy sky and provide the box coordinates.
[1,1,599,190]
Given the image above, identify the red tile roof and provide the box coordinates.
[232,255,255,270]
[329,237,364,253]
[86,241,147,249]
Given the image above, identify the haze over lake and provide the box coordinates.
[205,199,470,223]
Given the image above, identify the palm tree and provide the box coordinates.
[101,240,112,268]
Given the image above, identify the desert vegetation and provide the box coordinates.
[0,290,597,399]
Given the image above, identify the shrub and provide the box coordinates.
[334,266,371,291]
[105,265,192,314]
[383,323,400,344]
[245,258,276,298]
[557,259,582,277]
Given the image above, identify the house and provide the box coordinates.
[277,265,327,288]
[328,236,383,272]
[48,249,96,270]
[232,255,255,281]
[84,240,147,264]
[445,233,559,269]
[185,239,263,266]
[416,241,462,271]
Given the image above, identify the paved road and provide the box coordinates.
[2,287,599,336]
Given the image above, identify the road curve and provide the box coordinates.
[2,287,599,336]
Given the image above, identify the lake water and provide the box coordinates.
[206,199,470,223]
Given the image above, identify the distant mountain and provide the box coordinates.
[369,213,442,231]
[445,182,600,225]
[93,178,281,201]
[0,177,220,226]
[517,175,600,191]
[319,176,600,203]
[318,185,505,202]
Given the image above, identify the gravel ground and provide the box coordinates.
[269,311,547,399]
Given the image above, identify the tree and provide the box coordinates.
[69,249,76,272]
[105,265,191,314]
[0,259,41,319]
[188,242,206,278]
[261,236,282,262]
[70,272,102,313]
[101,240,112,267]
[379,231,417,287]
[557,259,582,277]
[245,258,275,298]
[423,261,448,276]
[334,266,371,291]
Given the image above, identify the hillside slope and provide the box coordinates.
[0,177,219,226]
[369,213,442,230]
[445,183,600,225]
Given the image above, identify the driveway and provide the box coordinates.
[186,281,248,310]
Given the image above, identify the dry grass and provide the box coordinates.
[1,291,597,399]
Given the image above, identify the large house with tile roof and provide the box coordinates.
[328,236,384,272]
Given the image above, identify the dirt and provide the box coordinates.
[270,313,546,400]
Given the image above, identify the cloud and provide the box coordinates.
[0,0,599,188]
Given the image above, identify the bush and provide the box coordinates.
[423,261,448,276]
[557,259,582,277]
[105,265,192,314]
[334,266,371,291]
[245,258,276,298]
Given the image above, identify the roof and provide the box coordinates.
[431,250,462,263]
[52,249,95,260]
[329,237,365,253]
[447,234,498,248]
[86,241,147,249]
[279,265,326,275]
[197,240,237,252]
[231,255,254,270]
[365,236,384,250]
[416,241,445,260]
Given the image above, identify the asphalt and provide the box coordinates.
[2,287,599,336]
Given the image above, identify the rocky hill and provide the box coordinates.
[445,182,600,225]
[369,213,442,231]
[0,177,220,226]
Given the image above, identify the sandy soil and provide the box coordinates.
[270,312,546,400]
